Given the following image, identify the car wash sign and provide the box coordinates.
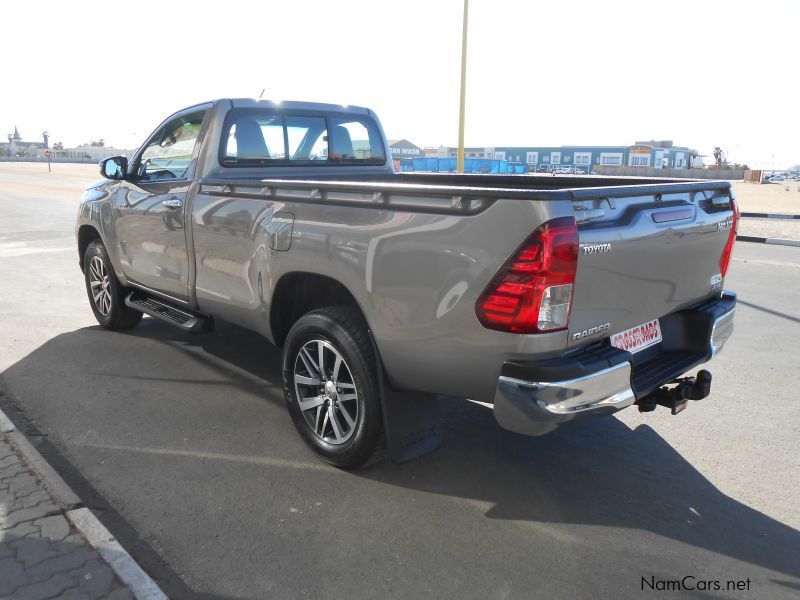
[390,139,423,160]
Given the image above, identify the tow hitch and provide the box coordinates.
[636,370,712,415]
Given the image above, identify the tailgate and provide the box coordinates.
[568,186,735,349]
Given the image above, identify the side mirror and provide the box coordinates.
[100,156,128,180]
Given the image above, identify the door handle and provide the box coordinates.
[163,197,183,210]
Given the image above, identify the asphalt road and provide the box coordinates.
[1,166,799,599]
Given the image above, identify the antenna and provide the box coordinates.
[259,88,266,100]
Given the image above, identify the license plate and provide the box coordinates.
[610,319,662,354]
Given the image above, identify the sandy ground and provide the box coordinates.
[0,161,99,191]
[732,179,800,215]
[738,218,800,241]
[732,180,800,240]
[2,162,798,240]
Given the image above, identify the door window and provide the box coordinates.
[138,111,206,181]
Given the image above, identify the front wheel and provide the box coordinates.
[83,240,142,330]
[282,306,383,469]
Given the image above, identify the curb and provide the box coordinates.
[69,508,167,600]
[740,212,800,220]
[736,235,800,247]
[0,407,168,600]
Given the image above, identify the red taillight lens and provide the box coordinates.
[476,217,579,333]
[719,197,739,277]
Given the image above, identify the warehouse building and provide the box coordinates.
[494,141,695,171]
[427,141,697,172]
[389,139,424,160]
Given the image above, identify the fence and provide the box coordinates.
[400,157,526,174]
[593,166,746,180]
[0,156,98,164]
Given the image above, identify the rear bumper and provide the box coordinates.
[493,291,736,436]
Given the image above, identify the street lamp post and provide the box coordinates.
[456,0,469,174]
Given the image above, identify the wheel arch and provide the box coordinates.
[77,224,102,272]
[269,272,368,348]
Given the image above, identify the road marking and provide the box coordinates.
[741,212,800,220]
[766,238,800,247]
[466,398,493,409]
[0,243,72,258]
[79,442,338,473]
[733,258,800,269]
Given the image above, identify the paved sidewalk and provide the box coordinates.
[0,436,133,599]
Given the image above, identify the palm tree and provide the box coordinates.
[713,147,726,167]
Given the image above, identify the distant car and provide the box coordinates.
[768,175,786,183]
[573,168,586,175]
[554,166,572,174]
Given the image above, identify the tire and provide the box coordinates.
[83,239,143,330]
[282,306,383,469]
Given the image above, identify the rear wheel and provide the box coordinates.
[83,240,142,330]
[282,306,383,469]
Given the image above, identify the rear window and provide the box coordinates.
[220,109,386,167]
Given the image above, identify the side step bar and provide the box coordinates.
[125,292,213,333]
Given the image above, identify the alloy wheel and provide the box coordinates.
[293,339,358,444]
[89,255,112,316]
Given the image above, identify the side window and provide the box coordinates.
[138,111,206,181]
[285,116,328,161]
[224,113,284,161]
[328,118,385,163]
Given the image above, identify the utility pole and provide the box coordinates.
[456,0,469,174]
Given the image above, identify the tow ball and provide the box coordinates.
[636,370,712,415]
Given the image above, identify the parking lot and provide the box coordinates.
[1,162,799,598]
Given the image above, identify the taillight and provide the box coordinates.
[719,197,739,277]
[476,217,579,333]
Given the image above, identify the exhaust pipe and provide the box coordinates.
[636,370,712,415]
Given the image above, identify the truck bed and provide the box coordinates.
[198,173,731,213]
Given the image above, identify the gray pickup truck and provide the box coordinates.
[76,99,737,468]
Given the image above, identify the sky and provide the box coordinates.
[1,0,797,168]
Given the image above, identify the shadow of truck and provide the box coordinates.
[1,319,798,596]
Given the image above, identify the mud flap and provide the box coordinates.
[369,333,441,463]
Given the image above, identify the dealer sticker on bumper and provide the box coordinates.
[610,319,662,353]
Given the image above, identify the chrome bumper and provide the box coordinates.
[494,362,636,436]
[493,292,735,437]
[709,308,735,357]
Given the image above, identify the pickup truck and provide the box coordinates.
[76,99,737,468]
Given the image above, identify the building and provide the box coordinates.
[63,145,133,160]
[1,127,47,156]
[389,139,424,160]
[428,141,698,172]
[425,146,495,159]
[1,124,135,161]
